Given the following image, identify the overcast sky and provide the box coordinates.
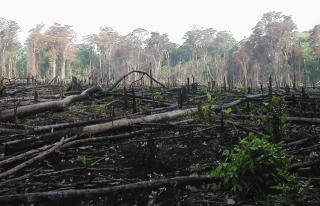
[1,0,319,44]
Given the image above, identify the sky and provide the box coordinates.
[1,0,319,44]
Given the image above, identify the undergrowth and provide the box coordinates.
[210,133,319,205]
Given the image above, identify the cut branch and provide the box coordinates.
[0,175,215,204]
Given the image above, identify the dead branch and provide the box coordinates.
[0,175,215,204]
[0,136,75,179]
[105,70,166,93]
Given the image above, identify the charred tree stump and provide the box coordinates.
[268,75,272,97]
[131,88,137,113]
[272,112,281,143]
[34,89,38,102]
[285,83,290,94]
[123,86,128,109]
[187,77,190,93]
[223,76,227,91]
[293,71,296,90]
[301,87,306,112]
[67,76,82,91]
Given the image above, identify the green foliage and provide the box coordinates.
[211,133,290,198]
[200,92,216,120]
[153,91,163,100]
[72,115,81,123]
[270,96,286,116]
[79,155,87,166]
[223,107,232,115]
[190,163,201,174]
[93,105,104,114]
[15,44,27,77]
[256,96,288,139]
[52,112,60,121]
[265,178,319,205]
[270,96,288,138]
[213,86,221,93]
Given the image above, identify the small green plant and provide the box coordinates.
[94,106,104,114]
[265,178,319,205]
[211,133,290,198]
[270,96,287,117]
[270,96,288,139]
[79,155,87,166]
[257,96,288,139]
[190,163,201,174]
[238,85,247,93]
[222,107,232,115]
[153,91,162,100]
[200,92,217,120]
[52,112,60,121]
[72,115,81,123]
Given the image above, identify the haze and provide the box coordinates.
[1,0,319,44]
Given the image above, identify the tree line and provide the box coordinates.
[0,11,320,87]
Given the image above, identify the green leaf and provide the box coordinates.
[223,107,232,114]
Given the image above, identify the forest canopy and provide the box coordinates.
[1,11,320,87]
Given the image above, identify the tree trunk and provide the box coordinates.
[1,49,6,77]
[52,56,56,79]
[61,51,66,80]
[30,47,37,77]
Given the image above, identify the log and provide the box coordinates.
[0,86,102,121]
[2,94,267,154]
[286,117,320,124]
[0,175,216,204]
[0,136,75,179]
[0,145,50,167]
[289,159,320,170]
[82,94,268,135]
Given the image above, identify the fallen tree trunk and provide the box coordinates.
[0,70,166,121]
[289,159,320,170]
[83,94,267,135]
[0,136,76,179]
[0,144,50,167]
[2,94,267,154]
[0,175,216,204]
[0,86,102,121]
[286,116,320,124]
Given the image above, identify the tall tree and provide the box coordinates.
[26,24,45,78]
[248,12,296,85]
[0,18,20,77]
[45,23,75,80]
[146,32,174,79]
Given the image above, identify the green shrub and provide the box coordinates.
[265,178,319,206]
[200,92,216,120]
[211,133,290,198]
[79,155,87,166]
